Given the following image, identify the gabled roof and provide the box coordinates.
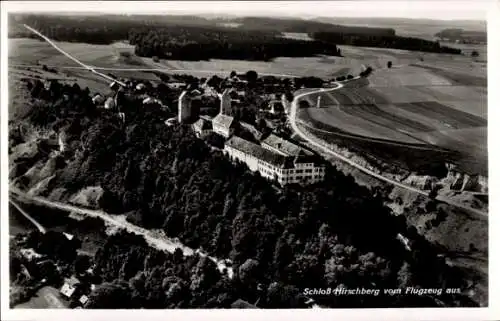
[225,136,290,168]
[239,121,264,141]
[261,134,314,157]
[213,114,236,130]
[193,118,213,131]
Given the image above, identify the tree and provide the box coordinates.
[230,70,237,78]
[85,281,132,309]
[387,61,393,68]
[246,70,258,83]
[346,74,354,80]
[471,50,479,57]
[238,258,260,285]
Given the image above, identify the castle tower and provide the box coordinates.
[178,91,191,123]
[218,88,232,115]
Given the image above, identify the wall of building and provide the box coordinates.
[213,124,233,138]
[178,91,191,123]
[224,145,325,186]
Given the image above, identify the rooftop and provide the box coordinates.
[225,136,291,168]
[213,113,236,130]
[193,117,213,131]
[261,134,314,157]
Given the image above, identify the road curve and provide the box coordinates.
[290,86,488,218]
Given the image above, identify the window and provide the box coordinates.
[296,169,303,174]
[305,169,312,173]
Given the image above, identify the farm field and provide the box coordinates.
[299,62,487,175]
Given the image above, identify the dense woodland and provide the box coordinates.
[8,77,478,308]
[129,28,341,61]
[311,32,462,54]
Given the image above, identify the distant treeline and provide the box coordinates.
[435,28,487,44]
[229,17,396,36]
[129,28,341,61]
[311,32,462,54]
[10,13,460,58]
[10,14,341,60]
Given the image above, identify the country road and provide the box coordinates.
[290,86,488,218]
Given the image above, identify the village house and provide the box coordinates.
[224,136,325,185]
[60,276,81,299]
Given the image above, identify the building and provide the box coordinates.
[79,295,89,306]
[60,276,81,299]
[192,116,213,138]
[239,121,264,141]
[218,88,233,115]
[224,136,325,185]
[104,97,116,110]
[92,94,105,105]
[178,91,191,123]
[261,134,313,157]
[281,94,292,115]
[212,114,237,138]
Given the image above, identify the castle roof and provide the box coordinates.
[213,114,237,130]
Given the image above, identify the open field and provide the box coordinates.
[9,37,485,82]
[298,62,487,175]
[15,286,69,309]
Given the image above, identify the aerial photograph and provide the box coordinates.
[3,0,492,313]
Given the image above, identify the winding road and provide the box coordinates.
[290,86,488,218]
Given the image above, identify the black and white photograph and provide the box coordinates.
[0,0,498,319]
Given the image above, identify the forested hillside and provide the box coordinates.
[311,32,462,54]
[8,77,477,308]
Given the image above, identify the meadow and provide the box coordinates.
[299,60,487,175]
